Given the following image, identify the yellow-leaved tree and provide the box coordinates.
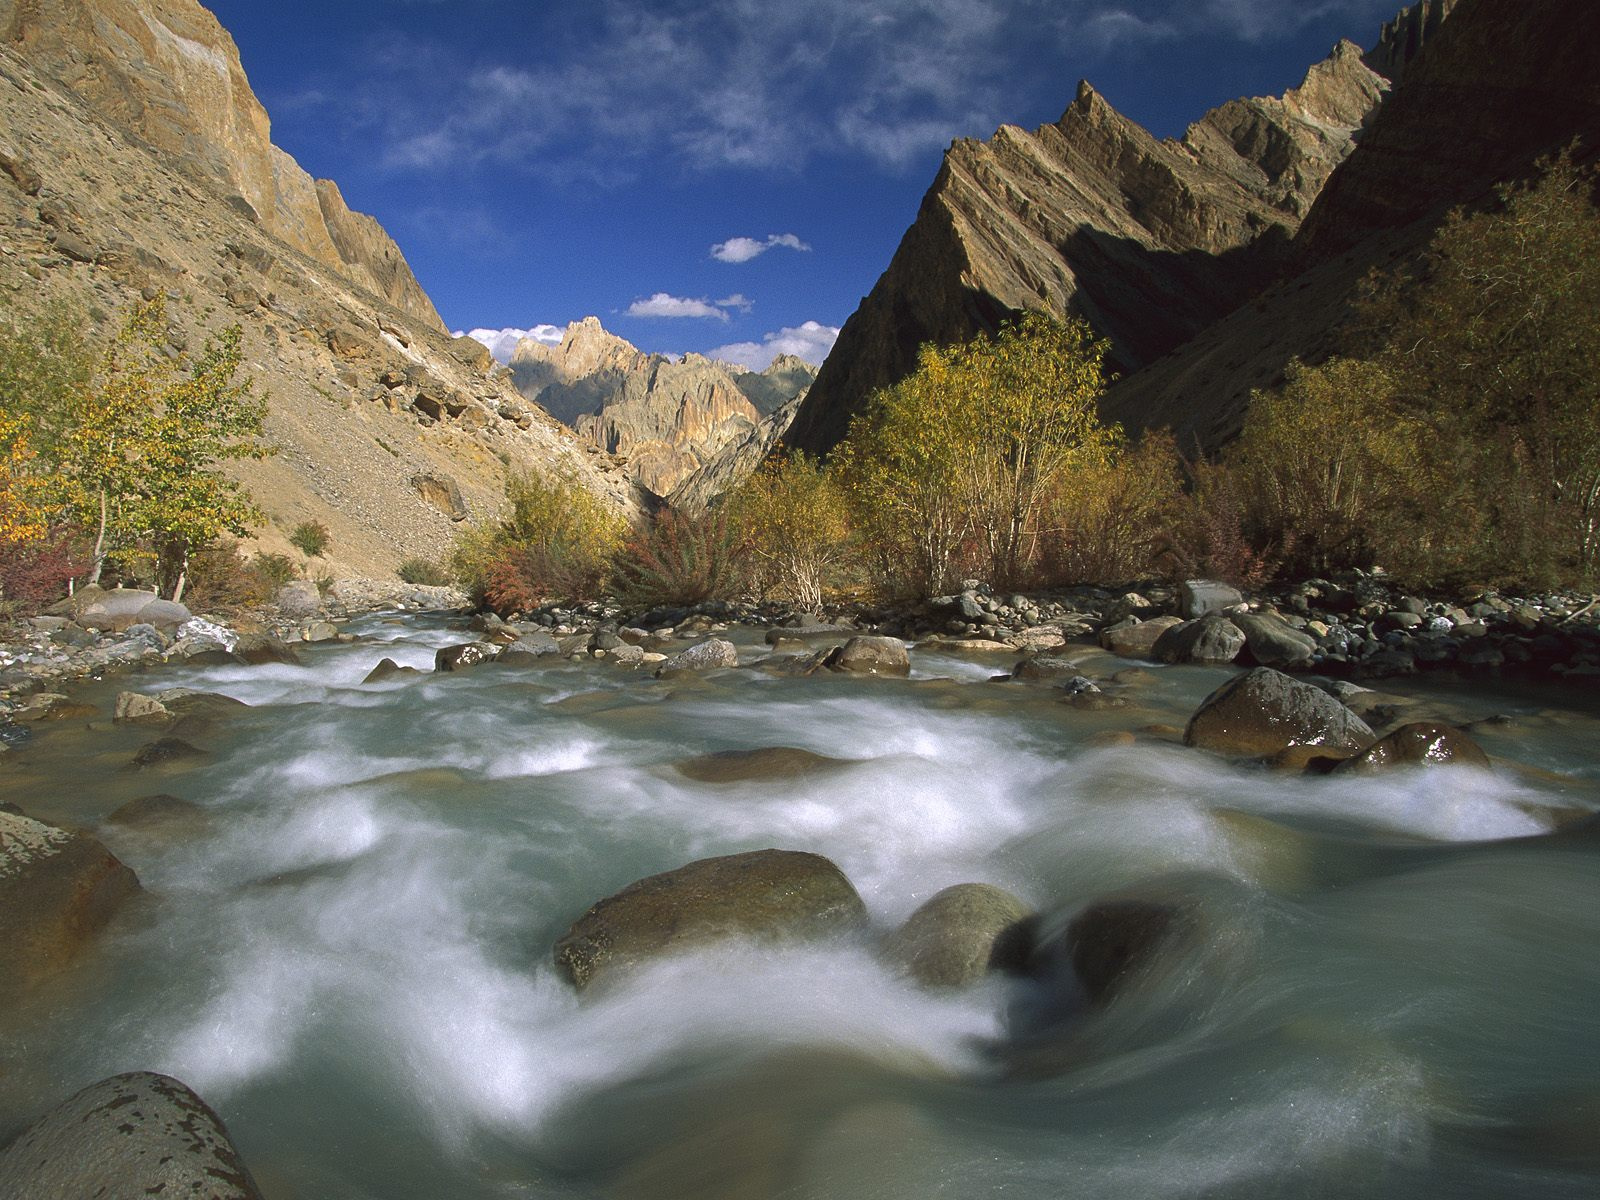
[0,412,46,549]
[726,451,850,609]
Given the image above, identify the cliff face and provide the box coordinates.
[0,0,444,328]
[1105,0,1600,450]
[784,30,1393,456]
[512,320,815,499]
[0,0,637,575]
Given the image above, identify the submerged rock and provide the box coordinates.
[674,746,847,783]
[1185,667,1374,758]
[129,736,208,768]
[233,632,302,666]
[553,848,868,991]
[883,883,1032,988]
[0,810,140,998]
[1331,721,1491,774]
[1065,898,1193,1005]
[0,1072,263,1199]
[104,793,210,835]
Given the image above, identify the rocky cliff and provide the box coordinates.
[784,24,1397,456]
[1104,0,1600,449]
[0,0,637,575]
[512,320,815,499]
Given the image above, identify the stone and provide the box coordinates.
[1232,611,1318,668]
[1179,579,1245,619]
[362,657,419,683]
[274,579,323,617]
[0,1072,263,1199]
[410,471,470,521]
[1064,898,1193,1005]
[654,638,739,676]
[233,632,302,666]
[435,642,500,671]
[1331,722,1491,774]
[0,810,140,998]
[1153,615,1246,664]
[883,883,1032,988]
[553,849,868,991]
[113,691,172,725]
[674,747,847,783]
[130,737,207,768]
[103,793,209,834]
[824,635,910,675]
[303,620,340,642]
[1010,655,1084,681]
[1098,616,1184,659]
[75,587,171,632]
[1185,667,1375,758]
[13,693,97,722]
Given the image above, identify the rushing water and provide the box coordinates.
[3,613,1600,1199]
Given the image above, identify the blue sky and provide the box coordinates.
[206,0,1409,369]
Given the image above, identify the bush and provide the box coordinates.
[1161,459,1281,590]
[611,508,743,609]
[396,557,451,586]
[1041,431,1183,585]
[288,519,331,557]
[175,546,280,612]
[253,552,299,587]
[725,452,852,609]
[0,530,90,612]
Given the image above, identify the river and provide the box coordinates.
[3,612,1599,1199]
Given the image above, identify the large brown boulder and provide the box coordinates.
[1098,616,1184,659]
[553,849,868,991]
[0,1072,263,1199]
[1331,722,1491,774]
[825,635,910,675]
[1152,615,1246,664]
[883,883,1032,989]
[0,811,141,998]
[1185,667,1374,758]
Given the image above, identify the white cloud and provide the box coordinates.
[708,320,841,371]
[456,324,563,362]
[715,293,754,312]
[627,293,731,321]
[710,233,812,264]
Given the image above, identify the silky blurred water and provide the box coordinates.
[2,613,1598,1200]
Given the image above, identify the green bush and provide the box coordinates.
[288,519,331,557]
[396,556,451,586]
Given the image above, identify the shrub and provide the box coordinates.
[611,508,743,609]
[0,530,90,612]
[396,557,451,586]
[253,552,299,587]
[288,519,331,557]
[1041,431,1184,585]
[725,452,851,609]
[182,545,280,612]
[1161,459,1281,590]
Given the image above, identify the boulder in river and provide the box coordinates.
[434,641,500,671]
[103,793,210,836]
[0,1072,263,1199]
[233,632,302,666]
[1185,667,1374,758]
[1098,616,1183,659]
[553,848,868,991]
[825,635,910,675]
[654,637,739,677]
[0,810,140,998]
[1153,615,1246,665]
[114,690,173,725]
[363,657,419,682]
[883,883,1032,988]
[1232,612,1317,668]
[1010,655,1084,682]
[1065,898,1193,1005]
[1331,722,1491,774]
[674,746,847,783]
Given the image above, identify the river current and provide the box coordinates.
[3,612,1599,1199]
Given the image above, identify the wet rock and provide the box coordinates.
[1185,667,1375,758]
[1153,615,1246,664]
[0,1072,263,1199]
[1331,722,1491,774]
[600,642,646,666]
[233,632,302,665]
[363,657,418,683]
[130,737,207,768]
[434,641,500,671]
[1179,579,1244,618]
[655,638,739,677]
[114,690,172,725]
[1098,616,1184,659]
[824,635,910,675]
[1232,611,1318,668]
[12,693,97,722]
[302,619,340,642]
[1065,898,1192,1005]
[553,848,868,991]
[103,793,209,834]
[674,746,847,783]
[1010,655,1084,681]
[0,811,140,998]
[883,883,1032,988]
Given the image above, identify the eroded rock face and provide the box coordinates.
[1185,667,1375,758]
[0,810,141,997]
[553,849,868,991]
[883,883,1032,989]
[0,1072,263,1199]
[784,34,1392,456]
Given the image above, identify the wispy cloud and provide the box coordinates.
[710,233,811,264]
[709,321,840,371]
[456,325,563,362]
[627,293,732,321]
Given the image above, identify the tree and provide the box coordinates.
[835,311,1117,595]
[0,413,46,549]
[726,451,850,609]
[49,299,269,599]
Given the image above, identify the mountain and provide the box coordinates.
[510,320,816,499]
[0,0,636,574]
[782,5,1432,458]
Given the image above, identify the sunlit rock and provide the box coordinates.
[825,636,910,676]
[883,883,1032,988]
[654,638,739,677]
[1331,721,1491,773]
[1185,667,1375,758]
